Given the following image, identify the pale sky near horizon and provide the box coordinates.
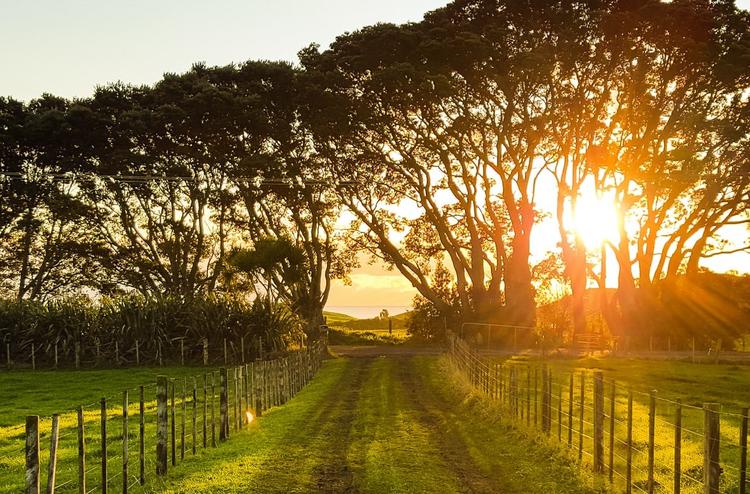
[1,0,748,310]
[0,0,449,102]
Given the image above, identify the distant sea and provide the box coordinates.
[325,306,410,319]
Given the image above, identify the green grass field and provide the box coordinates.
[324,310,411,346]
[485,355,750,493]
[0,356,599,493]
[0,366,219,493]
[3,353,749,493]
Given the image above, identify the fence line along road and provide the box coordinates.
[20,341,325,494]
[3,333,298,370]
[447,331,748,494]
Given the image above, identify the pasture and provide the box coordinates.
[3,347,750,492]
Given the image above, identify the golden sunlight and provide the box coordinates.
[571,194,620,250]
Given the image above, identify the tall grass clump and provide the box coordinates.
[0,295,303,367]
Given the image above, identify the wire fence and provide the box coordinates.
[9,340,325,493]
[447,332,748,494]
[2,334,289,371]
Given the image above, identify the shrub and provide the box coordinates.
[0,294,304,367]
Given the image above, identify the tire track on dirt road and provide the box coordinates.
[395,358,500,494]
[250,358,371,493]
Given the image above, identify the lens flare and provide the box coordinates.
[246,411,255,423]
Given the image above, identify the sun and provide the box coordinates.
[572,194,620,250]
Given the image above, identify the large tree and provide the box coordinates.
[301,6,564,325]
[570,0,750,336]
[0,96,103,300]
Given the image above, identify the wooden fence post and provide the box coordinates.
[262,360,268,414]
[558,384,562,441]
[626,391,633,494]
[547,369,553,433]
[100,398,107,494]
[609,381,616,483]
[203,339,208,366]
[541,367,548,433]
[202,374,208,449]
[648,390,657,494]
[534,367,539,427]
[704,403,721,494]
[192,378,197,455]
[526,367,531,426]
[156,376,167,476]
[26,415,40,494]
[593,371,604,473]
[220,368,228,441]
[675,399,682,494]
[211,372,216,447]
[77,407,85,494]
[180,379,186,460]
[170,380,176,467]
[512,366,518,418]
[46,414,59,494]
[579,373,585,461]
[255,361,262,416]
[122,391,128,494]
[740,407,748,494]
[139,386,144,485]
[244,364,250,424]
[568,373,574,447]
[233,367,239,430]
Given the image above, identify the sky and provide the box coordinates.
[0,0,448,102]
[0,0,448,310]
[1,0,748,313]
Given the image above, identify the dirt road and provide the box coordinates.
[159,355,595,493]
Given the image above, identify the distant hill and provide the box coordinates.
[323,311,358,326]
[324,310,411,331]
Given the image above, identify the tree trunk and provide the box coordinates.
[567,241,588,347]
[17,208,34,302]
[505,232,536,328]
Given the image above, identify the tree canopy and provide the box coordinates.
[1,0,749,344]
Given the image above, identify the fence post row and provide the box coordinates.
[19,343,326,491]
[443,331,749,494]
